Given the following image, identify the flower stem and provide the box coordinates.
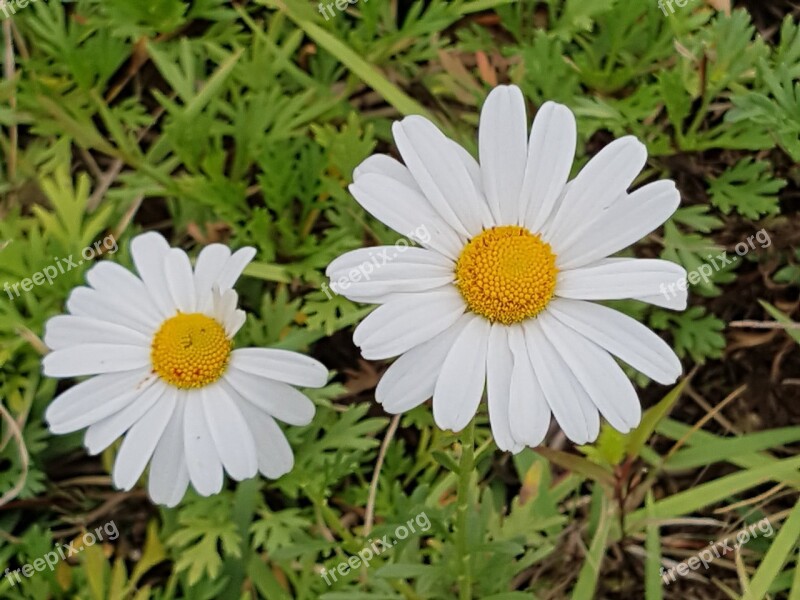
[456,420,475,600]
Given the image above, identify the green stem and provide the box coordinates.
[456,420,475,600]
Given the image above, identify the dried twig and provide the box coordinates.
[363,414,401,537]
[729,320,800,331]
[2,18,17,190]
[0,402,29,507]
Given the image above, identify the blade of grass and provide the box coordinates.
[267,0,433,120]
[745,500,800,600]
[644,491,664,600]
[627,455,800,529]
[535,447,615,487]
[657,419,800,491]
[665,427,800,470]
[788,547,800,600]
[571,493,611,600]
[758,300,800,345]
[458,0,517,15]
[243,261,292,283]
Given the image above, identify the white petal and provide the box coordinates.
[326,246,455,302]
[327,245,454,275]
[225,310,246,337]
[376,315,469,414]
[565,257,689,312]
[148,395,190,507]
[44,315,149,350]
[630,292,687,311]
[450,141,484,203]
[209,285,233,317]
[486,324,524,453]
[556,180,680,270]
[393,116,493,237]
[538,311,641,432]
[83,379,169,454]
[113,387,177,491]
[557,259,687,308]
[523,319,599,444]
[353,154,419,190]
[164,248,196,313]
[230,348,328,388]
[85,262,162,328]
[507,326,551,448]
[353,287,465,360]
[520,102,577,231]
[202,385,258,481]
[210,287,245,337]
[183,393,224,496]
[45,369,155,433]
[43,344,150,377]
[547,298,682,384]
[349,173,464,260]
[479,85,528,224]
[194,244,231,310]
[544,136,647,247]
[215,247,256,291]
[432,315,490,432]
[66,287,157,335]
[130,231,175,317]
[234,398,294,479]
[222,369,315,426]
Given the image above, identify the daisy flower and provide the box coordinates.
[327,85,686,451]
[43,232,328,506]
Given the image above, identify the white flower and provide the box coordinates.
[327,85,686,451]
[43,232,328,506]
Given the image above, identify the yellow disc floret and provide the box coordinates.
[151,313,231,389]
[455,226,558,325]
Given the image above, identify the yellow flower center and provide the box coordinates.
[455,226,558,325]
[151,313,231,389]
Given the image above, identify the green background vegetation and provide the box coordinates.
[0,0,798,598]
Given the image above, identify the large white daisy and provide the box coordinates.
[327,85,686,452]
[43,232,328,506]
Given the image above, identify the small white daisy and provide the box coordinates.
[327,85,687,451]
[43,232,328,506]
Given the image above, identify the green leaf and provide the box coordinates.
[626,379,688,461]
[651,306,726,363]
[167,494,243,585]
[579,425,627,467]
[247,555,293,600]
[81,539,109,600]
[375,563,444,578]
[708,158,785,219]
